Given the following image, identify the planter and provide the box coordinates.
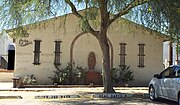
[84,71,102,85]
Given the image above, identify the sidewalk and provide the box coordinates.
[0,82,149,99]
[0,82,13,89]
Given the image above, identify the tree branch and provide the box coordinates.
[65,0,83,18]
[65,0,98,36]
[108,0,151,26]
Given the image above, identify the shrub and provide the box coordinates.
[49,63,86,85]
[22,74,37,85]
[111,65,134,85]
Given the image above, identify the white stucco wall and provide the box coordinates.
[0,31,13,62]
[13,13,165,86]
[0,31,14,81]
[108,20,164,86]
[163,41,179,68]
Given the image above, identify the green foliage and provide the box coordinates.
[0,0,67,30]
[49,63,86,85]
[22,74,37,85]
[1,0,179,38]
[129,0,180,37]
[111,65,134,85]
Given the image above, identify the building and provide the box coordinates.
[7,12,169,86]
[163,41,180,68]
[0,30,14,81]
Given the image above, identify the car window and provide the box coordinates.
[169,68,175,77]
[175,67,180,77]
[160,67,173,78]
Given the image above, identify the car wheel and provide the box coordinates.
[149,85,157,101]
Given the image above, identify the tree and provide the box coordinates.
[134,0,180,65]
[0,0,179,93]
[141,0,180,65]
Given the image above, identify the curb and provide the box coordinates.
[0,96,23,99]
[0,93,149,99]
[35,95,80,99]
[0,87,149,92]
[91,93,132,98]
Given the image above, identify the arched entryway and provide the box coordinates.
[70,32,114,69]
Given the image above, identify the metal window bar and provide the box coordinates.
[33,40,41,65]
[119,43,127,66]
[54,41,62,65]
[138,44,145,67]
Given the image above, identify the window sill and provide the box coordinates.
[54,63,61,65]
[138,65,145,68]
[33,63,41,65]
[119,65,126,67]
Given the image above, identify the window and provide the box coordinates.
[54,40,62,65]
[33,40,41,65]
[138,43,145,67]
[119,43,127,66]
[174,67,180,77]
[175,70,180,77]
[160,67,173,78]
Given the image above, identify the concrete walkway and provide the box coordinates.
[0,82,149,99]
[0,82,13,89]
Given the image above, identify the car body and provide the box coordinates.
[149,65,180,104]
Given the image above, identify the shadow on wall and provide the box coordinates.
[0,57,8,69]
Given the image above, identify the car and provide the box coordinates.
[149,65,180,104]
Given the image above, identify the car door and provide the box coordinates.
[169,67,180,100]
[166,67,176,99]
[159,67,173,98]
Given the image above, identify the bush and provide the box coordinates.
[111,65,134,85]
[22,74,37,85]
[49,63,86,85]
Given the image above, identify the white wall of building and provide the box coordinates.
[163,41,180,68]
[13,14,165,86]
[0,30,14,67]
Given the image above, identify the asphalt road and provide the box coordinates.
[0,97,177,105]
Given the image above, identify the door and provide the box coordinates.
[159,67,173,98]
[168,67,180,100]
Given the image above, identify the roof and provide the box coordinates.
[5,8,171,41]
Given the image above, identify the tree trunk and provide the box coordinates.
[97,33,115,93]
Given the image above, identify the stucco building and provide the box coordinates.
[8,12,169,86]
[0,30,14,81]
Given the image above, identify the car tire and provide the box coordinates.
[149,85,157,101]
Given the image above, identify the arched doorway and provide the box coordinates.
[70,32,114,69]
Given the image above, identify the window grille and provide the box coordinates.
[119,43,127,66]
[33,40,41,65]
[138,43,145,67]
[54,41,62,65]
